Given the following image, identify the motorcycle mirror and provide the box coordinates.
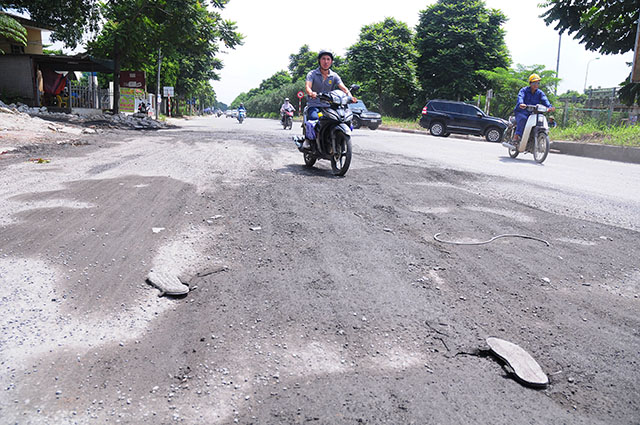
[350,84,360,94]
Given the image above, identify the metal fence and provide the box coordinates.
[69,82,112,110]
[557,87,639,127]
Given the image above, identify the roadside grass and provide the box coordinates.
[380,116,423,131]
[549,123,640,147]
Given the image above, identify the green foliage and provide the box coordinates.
[540,0,638,55]
[558,90,587,104]
[477,65,559,118]
[260,70,292,91]
[232,81,305,116]
[42,43,63,55]
[380,115,422,130]
[4,0,101,49]
[346,18,418,118]
[415,0,510,102]
[288,44,347,83]
[540,0,640,105]
[289,45,318,82]
[619,74,640,106]
[87,0,242,111]
[0,14,27,54]
[550,120,640,147]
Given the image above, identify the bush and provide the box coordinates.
[550,121,640,147]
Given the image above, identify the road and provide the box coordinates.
[1,116,638,424]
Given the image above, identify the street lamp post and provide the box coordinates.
[583,57,600,93]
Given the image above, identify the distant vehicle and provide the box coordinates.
[281,109,294,130]
[225,109,237,118]
[348,100,382,130]
[419,99,507,142]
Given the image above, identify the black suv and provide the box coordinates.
[348,100,382,130]
[419,99,507,142]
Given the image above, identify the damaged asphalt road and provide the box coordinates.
[0,116,638,424]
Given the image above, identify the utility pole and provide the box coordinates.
[632,18,640,83]
[555,33,561,95]
[156,47,162,120]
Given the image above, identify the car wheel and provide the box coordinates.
[485,126,503,143]
[368,124,379,130]
[429,121,446,137]
[352,117,362,129]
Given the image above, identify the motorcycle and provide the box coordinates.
[237,109,246,124]
[502,104,550,164]
[293,86,358,176]
[281,109,294,130]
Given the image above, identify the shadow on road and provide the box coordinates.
[498,156,545,166]
[278,163,342,178]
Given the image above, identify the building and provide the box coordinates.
[0,12,113,111]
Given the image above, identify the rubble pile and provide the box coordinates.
[0,100,166,130]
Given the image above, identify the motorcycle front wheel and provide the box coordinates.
[534,132,549,163]
[286,116,293,130]
[331,133,352,176]
[303,152,316,168]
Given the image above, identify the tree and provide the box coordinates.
[0,13,27,54]
[415,0,510,102]
[346,18,418,118]
[541,0,640,105]
[259,70,292,91]
[87,0,242,112]
[3,1,100,49]
[477,65,559,118]
[541,0,637,55]
[289,45,318,82]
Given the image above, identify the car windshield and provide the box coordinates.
[348,100,367,111]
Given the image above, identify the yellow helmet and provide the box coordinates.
[528,74,541,83]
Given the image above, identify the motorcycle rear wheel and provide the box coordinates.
[534,132,549,163]
[331,133,352,176]
[508,147,519,158]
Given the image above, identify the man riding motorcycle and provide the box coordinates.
[508,74,555,146]
[303,50,356,149]
[280,98,296,123]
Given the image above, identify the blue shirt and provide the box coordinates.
[514,86,552,113]
[306,68,343,108]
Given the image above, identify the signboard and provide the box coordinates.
[119,71,145,88]
[163,86,174,97]
[119,87,146,113]
[297,91,304,99]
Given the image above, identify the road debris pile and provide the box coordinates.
[0,100,165,135]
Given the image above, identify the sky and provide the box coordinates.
[210,0,634,105]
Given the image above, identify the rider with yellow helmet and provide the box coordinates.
[510,73,555,144]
